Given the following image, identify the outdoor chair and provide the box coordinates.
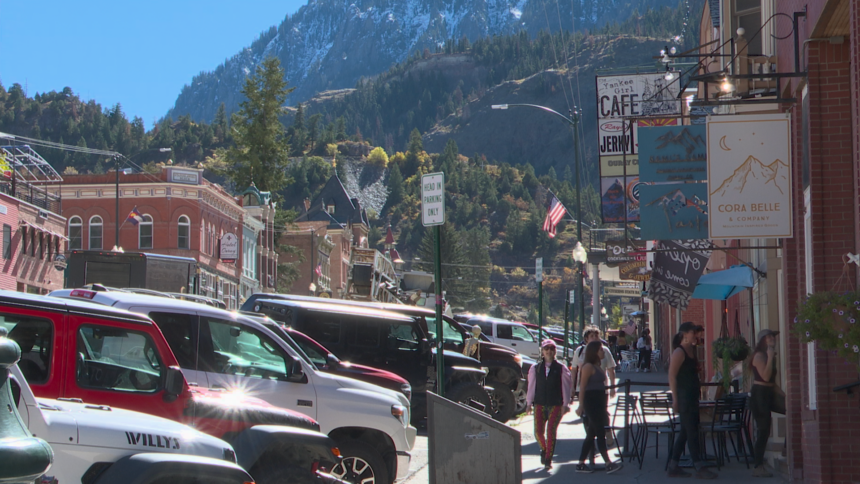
[606,394,642,465]
[638,391,678,470]
[703,394,750,469]
[649,349,662,372]
[619,350,638,372]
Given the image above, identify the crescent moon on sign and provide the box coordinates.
[719,135,731,151]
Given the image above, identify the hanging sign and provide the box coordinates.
[220,233,238,263]
[601,176,641,223]
[619,260,651,282]
[639,183,709,240]
[707,113,793,238]
[647,239,712,310]
[639,125,708,183]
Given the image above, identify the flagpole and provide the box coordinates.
[115,156,120,249]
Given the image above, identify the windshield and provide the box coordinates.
[267,324,316,368]
[283,327,332,368]
[426,317,464,345]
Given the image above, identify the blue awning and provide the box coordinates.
[692,265,755,300]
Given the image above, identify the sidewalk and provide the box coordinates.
[401,368,787,483]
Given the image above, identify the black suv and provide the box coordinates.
[241,294,527,422]
[248,298,490,423]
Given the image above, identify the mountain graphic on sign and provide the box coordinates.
[710,156,789,197]
[654,127,705,155]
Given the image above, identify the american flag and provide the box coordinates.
[542,196,567,238]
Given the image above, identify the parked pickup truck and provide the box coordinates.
[4,354,255,484]
[0,290,343,484]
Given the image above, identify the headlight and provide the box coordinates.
[391,404,408,425]
[400,383,412,401]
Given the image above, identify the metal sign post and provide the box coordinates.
[422,172,445,397]
[536,258,543,343]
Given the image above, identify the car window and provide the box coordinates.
[472,321,492,336]
[352,321,381,348]
[497,324,513,339]
[300,314,341,346]
[425,317,464,345]
[203,318,290,380]
[149,312,197,369]
[511,325,535,342]
[387,322,420,351]
[0,313,53,384]
[286,329,329,367]
[76,325,163,393]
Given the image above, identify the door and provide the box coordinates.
[146,311,208,388]
[0,308,63,398]
[199,316,319,420]
[65,314,180,420]
[381,321,426,392]
[509,324,541,358]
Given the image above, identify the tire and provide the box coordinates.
[486,379,516,422]
[330,439,390,484]
[513,387,528,414]
[446,382,492,415]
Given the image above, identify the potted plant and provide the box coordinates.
[792,291,860,368]
[712,335,751,391]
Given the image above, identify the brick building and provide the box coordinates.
[0,145,67,294]
[655,1,859,482]
[239,183,278,301]
[54,166,247,308]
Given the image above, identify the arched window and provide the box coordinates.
[138,215,153,249]
[89,216,103,250]
[178,216,190,249]
[69,217,82,250]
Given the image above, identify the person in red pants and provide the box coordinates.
[527,339,571,470]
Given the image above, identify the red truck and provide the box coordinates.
[0,289,343,484]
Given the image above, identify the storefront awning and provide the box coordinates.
[691,265,755,300]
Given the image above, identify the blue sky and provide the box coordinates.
[0,0,307,128]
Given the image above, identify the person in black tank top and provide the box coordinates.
[667,322,717,479]
[750,329,785,477]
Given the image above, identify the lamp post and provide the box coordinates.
[491,103,588,334]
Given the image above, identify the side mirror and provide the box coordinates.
[229,327,242,338]
[325,354,340,369]
[286,360,306,383]
[164,366,185,401]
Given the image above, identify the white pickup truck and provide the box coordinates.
[8,363,254,484]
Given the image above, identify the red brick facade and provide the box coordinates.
[54,167,247,308]
[0,193,66,294]
[775,1,860,482]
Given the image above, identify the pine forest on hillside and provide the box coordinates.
[0,1,699,320]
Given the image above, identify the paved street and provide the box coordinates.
[400,369,787,483]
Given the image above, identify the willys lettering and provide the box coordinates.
[125,432,181,450]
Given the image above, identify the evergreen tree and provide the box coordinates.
[221,57,294,194]
[418,221,468,306]
[384,163,404,214]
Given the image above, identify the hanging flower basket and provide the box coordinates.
[792,291,860,368]
[712,336,751,391]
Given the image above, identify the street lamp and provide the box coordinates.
[491,103,588,334]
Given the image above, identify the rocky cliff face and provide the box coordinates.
[166,0,678,123]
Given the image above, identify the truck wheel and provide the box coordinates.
[330,439,389,484]
[513,387,528,414]
[447,382,492,415]
[486,380,515,422]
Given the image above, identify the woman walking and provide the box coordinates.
[637,329,653,373]
[575,341,621,474]
[667,322,717,479]
[750,329,785,478]
[526,339,571,470]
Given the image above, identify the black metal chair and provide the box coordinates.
[638,392,678,470]
[606,394,641,465]
[705,394,750,469]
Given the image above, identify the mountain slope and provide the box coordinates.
[166,0,684,123]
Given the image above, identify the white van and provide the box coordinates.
[52,289,416,484]
[467,316,541,359]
